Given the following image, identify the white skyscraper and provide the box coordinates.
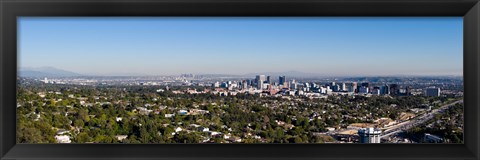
[358,128,382,143]
[43,77,49,83]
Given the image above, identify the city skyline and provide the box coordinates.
[19,17,463,76]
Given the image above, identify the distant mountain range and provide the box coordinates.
[18,67,459,79]
[18,67,327,78]
[19,66,83,77]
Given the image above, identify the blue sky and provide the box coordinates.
[18,17,463,76]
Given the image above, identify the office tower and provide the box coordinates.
[358,128,382,143]
[267,76,271,84]
[290,79,297,90]
[357,83,369,93]
[319,87,327,94]
[345,83,356,92]
[279,76,286,85]
[213,81,220,88]
[341,83,346,91]
[284,82,290,89]
[425,87,441,97]
[372,87,381,95]
[352,82,358,93]
[242,81,248,89]
[264,83,270,90]
[246,79,252,86]
[304,82,310,88]
[406,86,412,95]
[221,82,228,88]
[345,83,353,92]
[329,82,336,87]
[331,85,339,92]
[290,82,297,90]
[380,84,390,95]
[230,83,237,89]
[359,86,369,94]
[389,84,399,96]
[256,75,266,89]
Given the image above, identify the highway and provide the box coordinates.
[380,100,463,139]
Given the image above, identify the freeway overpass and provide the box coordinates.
[380,100,463,139]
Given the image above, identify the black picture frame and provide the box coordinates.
[1,0,479,160]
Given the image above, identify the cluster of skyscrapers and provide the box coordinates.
[211,75,442,97]
[254,75,288,90]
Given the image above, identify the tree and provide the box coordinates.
[388,112,398,120]
[48,99,57,107]
[294,137,303,143]
[74,119,85,128]
[75,132,91,143]
[78,109,90,122]
[163,127,174,136]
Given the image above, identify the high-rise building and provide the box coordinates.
[263,83,270,90]
[345,83,354,92]
[221,82,228,88]
[246,79,252,86]
[372,87,381,95]
[331,85,340,92]
[330,82,336,87]
[380,84,390,95]
[266,76,271,84]
[279,76,286,85]
[352,82,358,93]
[389,84,399,96]
[283,82,290,89]
[359,86,369,94]
[425,87,441,97]
[311,82,317,88]
[304,83,310,88]
[358,128,382,143]
[290,82,297,90]
[405,86,412,96]
[43,77,49,83]
[398,88,407,96]
[256,75,266,89]
[290,79,297,90]
[213,81,220,88]
[241,80,248,89]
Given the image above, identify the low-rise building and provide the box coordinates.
[115,135,128,141]
[55,135,71,143]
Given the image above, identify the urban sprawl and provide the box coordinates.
[17,74,464,144]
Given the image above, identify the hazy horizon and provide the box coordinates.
[18,17,463,76]
[18,66,463,78]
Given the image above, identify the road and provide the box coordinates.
[380,100,463,139]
